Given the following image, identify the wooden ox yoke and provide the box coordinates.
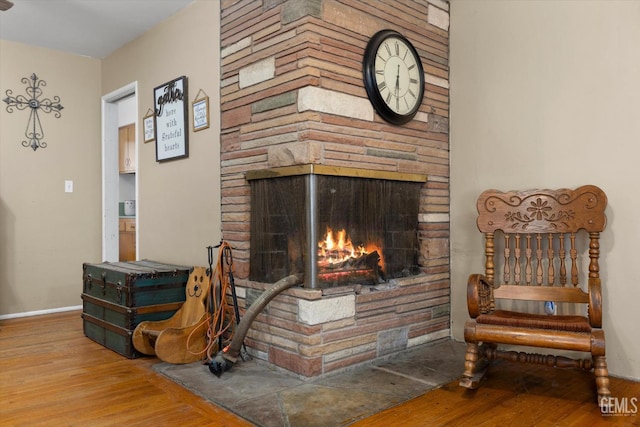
[459,185,611,406]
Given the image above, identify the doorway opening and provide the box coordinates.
[101,82,138,262]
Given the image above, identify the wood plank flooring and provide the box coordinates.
[353,354,640,426]
[2,311,639,426]
[0,311,250,427]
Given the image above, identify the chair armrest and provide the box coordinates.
[467,274,493,318]
[588,278,603,328]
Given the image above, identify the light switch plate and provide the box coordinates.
[65,180,73,193]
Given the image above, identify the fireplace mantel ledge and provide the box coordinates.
[245,164,427,183]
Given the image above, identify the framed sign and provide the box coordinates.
[192,89,209,132]
[143,109,155,143]
[154,76,188,162]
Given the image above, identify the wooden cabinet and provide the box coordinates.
[118,123,136,260]
[119,218,136,261]
[119,124,136,174]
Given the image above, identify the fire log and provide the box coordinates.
[324,250,380,271]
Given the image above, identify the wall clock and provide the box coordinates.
[363,29,425,125]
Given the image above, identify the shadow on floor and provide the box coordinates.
[154,339,467,427]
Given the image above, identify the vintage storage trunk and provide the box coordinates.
[81,260,190,358]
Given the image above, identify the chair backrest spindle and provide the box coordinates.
[535,234,543,285]
[559,234,567,286]
[547,234,555,285]
[514,234,522,284]
[503,234,511,283]
[570,233,579,287]
[525,234,533,285]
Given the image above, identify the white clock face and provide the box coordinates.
[374,36,422,115]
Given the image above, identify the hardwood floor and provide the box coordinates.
[2,311,639,426]
[0,311,250,426]
[353,356,640,427]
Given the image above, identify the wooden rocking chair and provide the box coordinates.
[132,266,211,364]
[460,185,611,405]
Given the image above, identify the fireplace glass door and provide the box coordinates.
[250,173,421,288]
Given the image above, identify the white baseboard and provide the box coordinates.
[0,305,82,320]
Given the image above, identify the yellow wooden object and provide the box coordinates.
[133,266,211,364]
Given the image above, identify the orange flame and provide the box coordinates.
[318,227,384,272]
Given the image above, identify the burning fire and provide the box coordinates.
[318,227,385,272]
[318,228,365,261]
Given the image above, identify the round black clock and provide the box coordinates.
[363,29,425,125]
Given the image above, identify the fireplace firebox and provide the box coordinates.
[247,165,426,289]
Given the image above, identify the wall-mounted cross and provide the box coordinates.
[3,73,64,151]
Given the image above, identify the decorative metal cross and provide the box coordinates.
[3,73,64,151]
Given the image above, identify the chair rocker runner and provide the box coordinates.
[459,185,611,405]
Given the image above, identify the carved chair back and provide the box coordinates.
[476,185,607,319]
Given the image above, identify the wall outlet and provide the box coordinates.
[65,180,73,193]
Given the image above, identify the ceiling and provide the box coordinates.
[0,0,195,59]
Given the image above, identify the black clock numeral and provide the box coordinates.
[408,88,416,99]
[378,81,387,92]
[386,92,392,104]
[408,64,416,71]
[376,69,384,76]
[384,42,391,56]
[395,41,399,56]
[403,50,408,61]
[410,78,418,84]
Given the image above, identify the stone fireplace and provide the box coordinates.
[220,0,450,377]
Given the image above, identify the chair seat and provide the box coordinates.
[476,310,592,333]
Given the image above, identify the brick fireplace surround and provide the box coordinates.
[220,0,450,377]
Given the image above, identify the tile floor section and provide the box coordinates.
[154,339,467,427]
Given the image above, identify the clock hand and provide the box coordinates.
[395,65,400,110]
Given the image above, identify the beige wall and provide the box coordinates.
[0,42,102,314]
[450,1,640,379]
[102,0,221,267]
[0,1,220,316]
